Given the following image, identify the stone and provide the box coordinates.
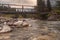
[13,20,32,28]
[3,36,10,39]
[0,26,3,31]
[14,21,23,28]
[14,21,23,25]
[30,35,55,40]
[0,35,10,39]
[7,22,13,26]
[22,22,29,27]
[22,20,32,27]
[0,25,12,33]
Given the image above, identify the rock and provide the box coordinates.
[0,25,12,33]
[22,22,29,27]
[29,35,55,40]
[0,35,10,39]
[13,21,23,28]
[0,25,3,31]
[14,21,23,25]
[3,36,10,39]
[48,14,60,21]
[14,20,32,28]
[48,15,56,21]
[0,27,2,30]
[7,22,13,26]
[22,22,32,27]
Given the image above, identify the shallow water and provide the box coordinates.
[0,19,60,40]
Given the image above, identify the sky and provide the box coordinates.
[0,0,37,8]
[0,0,59,8]
[0,0,37,5]
[45,0,57,7]
[0,0,59,5]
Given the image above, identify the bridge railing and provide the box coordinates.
[0,4,36,13]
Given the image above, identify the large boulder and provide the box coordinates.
[22,21,32,27]
[13,20,32,28]
[0,25,12,33]
[48,15,57,21]
[14,21,23,28]
[7,22,14,26]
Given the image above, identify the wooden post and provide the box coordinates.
[22,5,24,13]
[21,5,23,17]
[22,5,26,18]
[8,4,10,8]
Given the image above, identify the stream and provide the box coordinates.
[0,18,60,40]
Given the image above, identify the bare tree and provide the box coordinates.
[36,0,47,19]
[37,0,45,12]
[47,0,52,12]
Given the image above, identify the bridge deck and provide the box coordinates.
[0,11,37,14]
[0,4,36,14]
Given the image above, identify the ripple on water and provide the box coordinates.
[0,19,60,40]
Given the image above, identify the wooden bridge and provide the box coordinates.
[0,4,37,14]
